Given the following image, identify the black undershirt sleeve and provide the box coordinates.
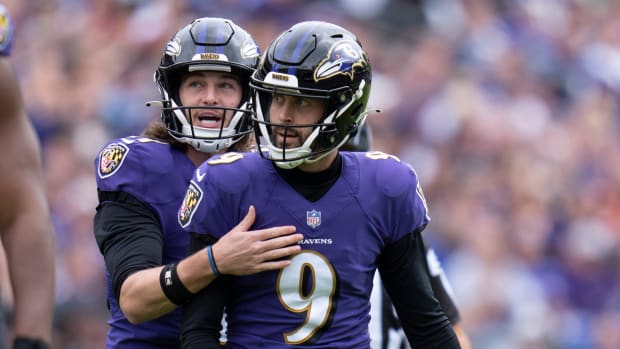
[422,238,461,324]
[181,233,226,349]
[93,190,163,302]
[379,238,461,338]
[378,228,460,349]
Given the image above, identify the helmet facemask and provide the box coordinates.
[252,77,369,169]
[162,96,254,153]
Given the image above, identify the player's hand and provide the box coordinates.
[212,205,302,275]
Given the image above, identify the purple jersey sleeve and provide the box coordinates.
[95,136,194,206]
[353,151,430,245]
[94,136,199,348]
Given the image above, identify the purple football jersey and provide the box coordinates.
[180,151,430,348]
[95,136,197,348]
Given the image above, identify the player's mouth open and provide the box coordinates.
[195,114,223,128]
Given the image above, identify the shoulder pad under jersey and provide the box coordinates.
[95,136,176,190]
[356,151,416,198]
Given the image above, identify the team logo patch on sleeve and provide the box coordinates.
[178,181,203,228]
[98,143,129,179]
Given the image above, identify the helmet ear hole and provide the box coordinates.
[339,91,352,103]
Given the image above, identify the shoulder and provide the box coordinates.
[0,4,14,57]
[180,152,264,232]
[343,151,420,198]
[194,151,264,194]
[95,136,178,185]
[200,151,263,176]
[343,151,430,243]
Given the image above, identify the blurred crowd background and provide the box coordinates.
[1,0,619,348]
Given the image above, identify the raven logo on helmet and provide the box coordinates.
[314,39,367,82]
[164,36,181,57]
[240,38,260,60]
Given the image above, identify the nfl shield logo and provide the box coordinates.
[306,210,321,228]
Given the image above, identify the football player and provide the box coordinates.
[93,17,302,348]
[180,21,461,348]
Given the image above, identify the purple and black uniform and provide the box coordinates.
[179,151,457,348]
[94,136,196,348]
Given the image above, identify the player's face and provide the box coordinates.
[179,71,243,129]
[268,93,325,148]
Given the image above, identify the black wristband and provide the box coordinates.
[13,337,50,349]
[159,262,194,305]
